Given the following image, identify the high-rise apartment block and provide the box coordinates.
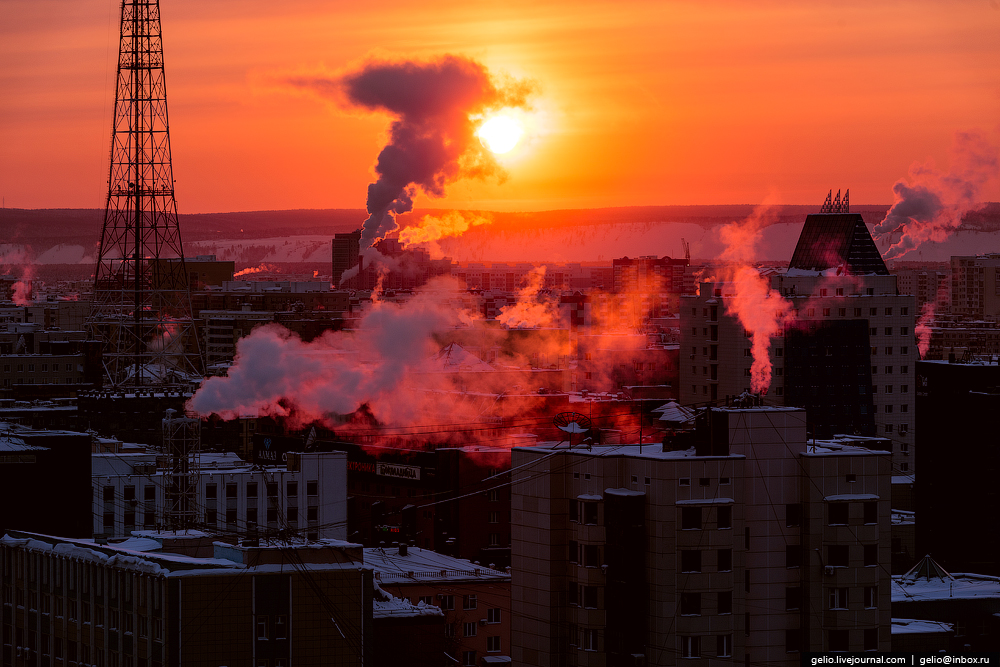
[511,405,891,664]
[680,213,916,474]
[950,254,1000,321]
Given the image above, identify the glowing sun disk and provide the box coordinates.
[477,115,523,154]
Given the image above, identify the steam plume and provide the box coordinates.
[874,131,1000,259]
[290,55,533,249]
[399,211,493,248]
[234,263,278,278]
[496,267,558,329]
[914,302,934,359]
[187,278,478,427]
[718,205,791,393]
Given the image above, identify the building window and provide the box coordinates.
[488,511,500,524]
[828,503,849,525]
[717,548,732,571]
[829,629,849,651]
[786,628,801,652]
[583,586,598,608]
[885,424,893,433]
[464,622,477,637]
[885,404,893,413]
[717,634,733,658]
[681,507,702,530]
[275,615,287,639]
[487,607,501,624]
[583,502,598,525]
[864,502,877,524]
[247,482,258,498]
[463,594,477,610]
[681,636,700,658]
[439,595,455,611]
[717,590,732,614]
[828,545,849,567]
[786,586,801,610]
[717,506,732,529]
[785,503,802,527]
[257,616,269,640]
[679,478,690,486]
[680,592,701,615]
[681,550,702,573]
[307,480,318,496]
[444,623,455,637]
[462,651,476,666]
[584,544,600,567]
[226,483,237,499]
[786,544,801,568]
[487,636,501,653]
[900,365,908,374]
[864,586,878,609]
[828,587,848,610]
[286,481,297,497]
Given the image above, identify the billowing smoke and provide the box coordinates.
[875,131,1000,259]
[290,55,533,249]
[234,263,278,278]
[399,211,493,250]
[914,302,934,359]
[1,247,34,306]
[12,266,34,306]
[496,267,559,329]
[717,205,792,393]
[187,277,479,427]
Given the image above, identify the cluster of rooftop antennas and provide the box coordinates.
[820,189,850,214]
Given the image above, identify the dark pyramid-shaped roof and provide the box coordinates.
[900,554,954,583]
[788,213,889,275]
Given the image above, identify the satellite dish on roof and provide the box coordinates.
[554,412,592,433]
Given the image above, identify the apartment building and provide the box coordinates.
[0,532,371,666]
[92,451,348,542]
[511,405,891,665]
[950,254,1000,321]
[367,545,511,666]
[680,212,916,474]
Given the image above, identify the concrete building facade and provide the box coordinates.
[91,451,348,543]
[510,406,892,665]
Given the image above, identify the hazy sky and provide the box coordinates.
[2,0,999,214]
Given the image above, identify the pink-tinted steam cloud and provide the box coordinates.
[914,302,934,359]
[874,131,1000,260]
[12,266,34,306]
[496,267,559,329]
[187,278,477,427]
[289,55,534,249]
[717,205,792,393]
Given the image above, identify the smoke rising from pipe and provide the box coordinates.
[915,302,934,359]
[874,131,1000,260]
[234,263,278,278]
[717,204,792,393]
[290,55,534,249]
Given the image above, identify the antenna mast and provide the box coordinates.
[88,0,202,388]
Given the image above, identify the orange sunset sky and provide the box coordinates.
[1,0,999,215]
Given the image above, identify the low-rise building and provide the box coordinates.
[367,545,511,666]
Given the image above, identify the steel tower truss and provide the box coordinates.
[88,0,202,387]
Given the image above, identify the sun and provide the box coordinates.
[476,114,524,154]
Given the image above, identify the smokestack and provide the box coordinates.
[399,543,408,557]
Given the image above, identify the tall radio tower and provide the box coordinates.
[88,0,202,387]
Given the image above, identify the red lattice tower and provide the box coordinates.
[88,0,202,387]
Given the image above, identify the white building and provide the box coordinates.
[91,450,347,542]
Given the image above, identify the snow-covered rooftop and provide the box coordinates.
[891,618,954,635]
[364,546,509,582]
